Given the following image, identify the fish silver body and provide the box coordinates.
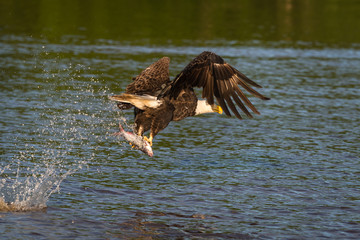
[113,123,153,157]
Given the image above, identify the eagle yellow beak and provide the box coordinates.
[212,105,223,115]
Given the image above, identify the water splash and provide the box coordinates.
[0,139,84,212]
[119,116,134,130]
[0,163,76,212]
[0,48,114,212]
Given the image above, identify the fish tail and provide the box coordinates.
[118,123,124,132]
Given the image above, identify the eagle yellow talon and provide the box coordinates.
[143,136,153,146]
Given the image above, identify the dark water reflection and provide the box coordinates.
[1,0,360,239]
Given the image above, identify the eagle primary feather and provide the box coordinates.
[162,51,270,119]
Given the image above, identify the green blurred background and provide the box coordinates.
[1,0,360,47]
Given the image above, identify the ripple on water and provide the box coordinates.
[1,36,360,238]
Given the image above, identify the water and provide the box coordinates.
[1,0,360,239]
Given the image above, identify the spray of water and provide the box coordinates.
[0,163,76,212]
[0,49,117,211]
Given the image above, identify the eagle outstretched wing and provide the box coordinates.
[162,51,270,119]
[125,57,170,96]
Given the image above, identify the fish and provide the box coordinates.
[113,123,153,157]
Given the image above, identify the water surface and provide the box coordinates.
[1,0,360,239]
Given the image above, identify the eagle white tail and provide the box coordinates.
[109,93,162,110]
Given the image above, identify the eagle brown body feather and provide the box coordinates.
[110,51,270,143]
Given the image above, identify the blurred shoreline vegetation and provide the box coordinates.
[0,0,359,47]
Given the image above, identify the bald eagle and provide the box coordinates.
[109,51,270,146]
